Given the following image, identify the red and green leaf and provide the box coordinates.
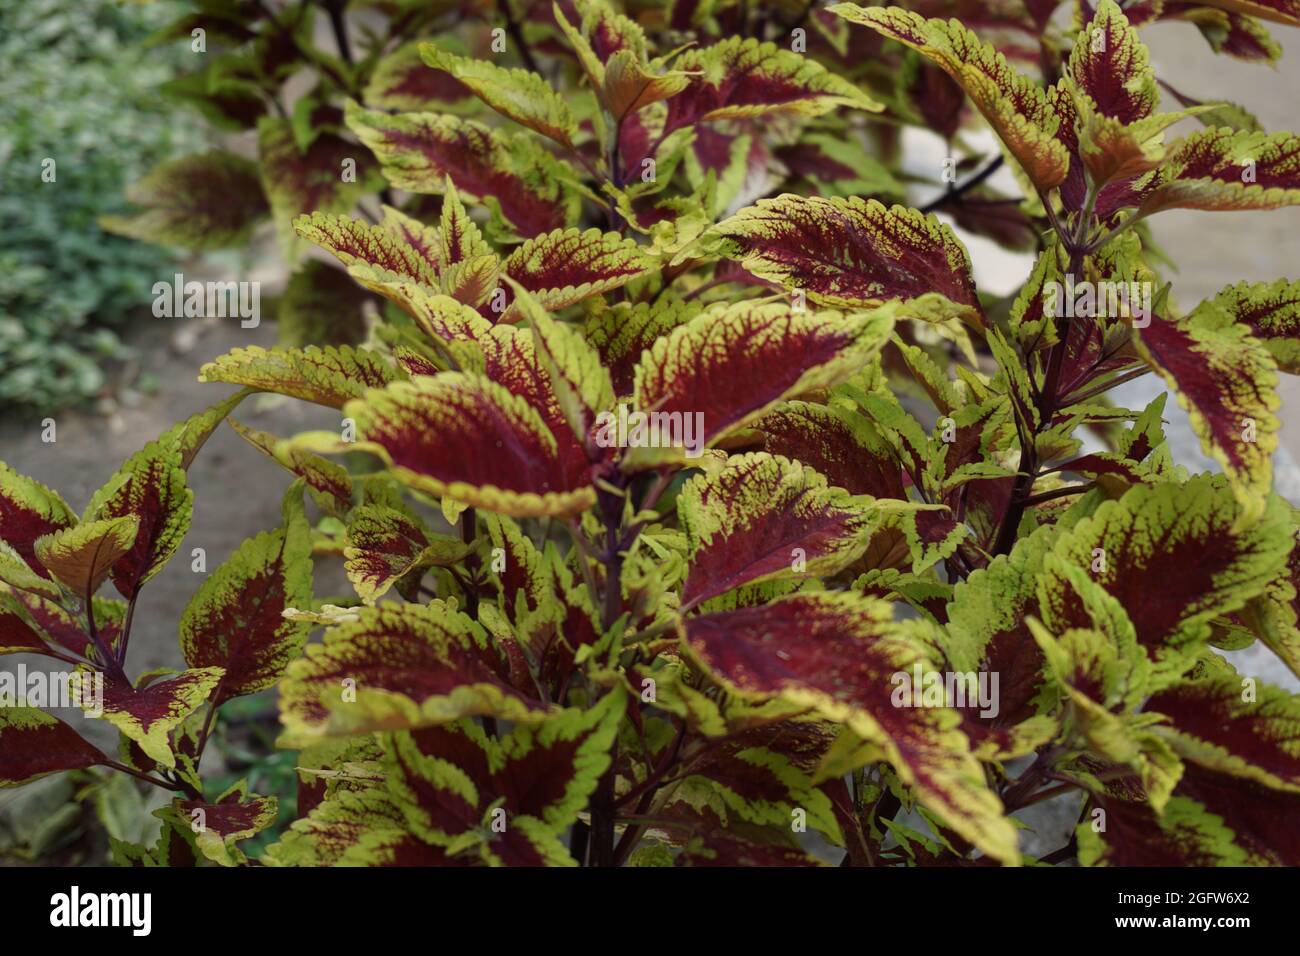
[499,228,654,314]
[832,5,1069,190]
[0,461,77,577]
[97,667,225,769]
[699,195,981,314]
[1210,278,1300,372]
[342,373,596,518]
[199,344,401,409]
[179,489,313,702]
[1133,301,1279,519]
[631,301,893,462]
[344,504,470,604]
[345,102,577,237]
[84,441,192,599]
[99,152,269,251]
[34,516,140,597]
[0,708,105,787]
[662,36,882,134]
[679,453,879,608]
[175,783,279,866]
[683,591,1019,864]
[279,603,549,746]
[1044,476,1291,654]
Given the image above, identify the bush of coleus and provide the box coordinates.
[6,0,1300,866]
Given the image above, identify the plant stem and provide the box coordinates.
[565,519,603,614]
[460,507,479,618]
[194,673,228,762]
[1059,365,1150,406]
[991,188,1093,556]
[919,155,1005,214]
[326,0,353,65]
[498,0,542,74]
[115,596,137,666]
[104,760,187,793]
[84,575,128,686]
[1020,483,1094,507]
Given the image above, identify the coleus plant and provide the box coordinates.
[7,0,1300,867]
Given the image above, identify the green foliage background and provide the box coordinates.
[0,0,203,412]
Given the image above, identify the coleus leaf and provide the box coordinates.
[499,228,654,313]
[672,819,825,867]
[344,504,471,604]
[1077,760,1300,866]
[678,452,879,608]
[0,547,65,602]
[698,195,981,315]
[1138,128,1300,215]
[682,592,1019,864]
[630,301,894,464]
[401,318,594,478]
[258,118,374,261]
[364,40,476,113]
[383,689,626,865]
[420,46,579,147]
[0,708,105,787]
[753,400,908,499]
[84,441,192,600]
[662,36,883,134]
[279,603,549,746]
[99,152,269,251]
[266,786,462,867]
[510,281,614,444]
[277,261,371,349]
[831,4,1069,190]
[602,50,695,120]
[96,667,225,769]
[1069,0,1157,124]
[1043,476,1291,654]
[482,513,554,643]
[1189,0,1300,26]
[158,389,254,471]
[1147,673,1300,792]
[1133,300,1279,519]
[0,594,54,656]
[1076,788,1252,866]
[583,297,701,397]
[174,783,279,867]
[943,526,1057,727]
[1209,278,1300,372]
[179,488,313,703]
[345,102,576,237]
[342,372,596,518]
[34,516,140,597]
[0,588,123,659]
[0,461,77,577]
[1029,623,1182,811]
[553,0,673,116]
[1171,765,1300,864]
[1170,4,1283,62]
[293,210,440,300]
[199,345,401,409]
[673,742,842,841]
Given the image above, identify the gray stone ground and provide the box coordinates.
[2,20,1299,862]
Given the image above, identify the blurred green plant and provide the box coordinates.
[0,0,203,412]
